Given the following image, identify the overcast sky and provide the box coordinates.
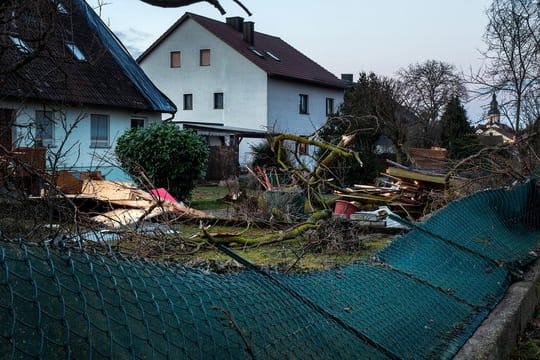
[87,0,494,121]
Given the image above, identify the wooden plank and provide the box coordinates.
[91,207,167,228]
[80,179,139,201]
[386,167,448,185]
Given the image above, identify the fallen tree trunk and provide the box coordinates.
[201,210,331,247]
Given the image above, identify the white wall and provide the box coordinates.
[0,100,160,180]
[267,78,344,136]
[139,19,269,132]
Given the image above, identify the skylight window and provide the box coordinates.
[10,36,32,54]
[65,42,86,61]
[52,0,68,14]
[249,47,264,58]
[266,51,281,62]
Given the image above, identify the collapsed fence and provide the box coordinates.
[1,180,540,359]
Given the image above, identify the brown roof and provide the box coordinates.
[0,0,176,113]
[138,13,345,89]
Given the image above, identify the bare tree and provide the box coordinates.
[339,72,415,163]
[398,60,467,148]
[476,0,540,133]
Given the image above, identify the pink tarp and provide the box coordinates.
[150,188,178,204]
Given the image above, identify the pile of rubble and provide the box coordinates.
[334,147,457,222]
[50,171,207,228]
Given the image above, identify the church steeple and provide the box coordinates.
[487,93,500,125]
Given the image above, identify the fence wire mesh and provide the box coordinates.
[1,180,539,359]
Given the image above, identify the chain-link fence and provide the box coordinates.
[1,180,539,359]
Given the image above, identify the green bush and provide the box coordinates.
[115,123,208,199]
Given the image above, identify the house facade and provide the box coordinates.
[137,13,345,169]
[0,0,176,181]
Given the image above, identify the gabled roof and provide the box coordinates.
[138,12,345,89]
[0,0,176,113]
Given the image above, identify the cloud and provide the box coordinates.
[114,27,154,57]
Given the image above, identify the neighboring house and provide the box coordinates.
[137,13,345,175]
[475,93,516,145]
[0,0,176,181]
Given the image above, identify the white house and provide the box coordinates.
[137,13,345,170]
[0,0,176,182]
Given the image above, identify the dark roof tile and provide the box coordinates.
[0,0,175,113]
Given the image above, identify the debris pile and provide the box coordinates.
[49,171,208,228]
[335,157,454,221]
[83,180,208,227]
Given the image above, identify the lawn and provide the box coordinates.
[114,184,397,272]
[189,185,231,210]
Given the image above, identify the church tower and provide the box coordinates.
[487,93,500,126]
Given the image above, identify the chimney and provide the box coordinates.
[341,74,354,86]
[226,16,244,32]
[243,21,255,45]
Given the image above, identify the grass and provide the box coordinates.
[189,185,231,210]
[175,234,393,272]
[511,307,540,359]
[172,184,396,271]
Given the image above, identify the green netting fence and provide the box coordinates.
[1,180,540,359]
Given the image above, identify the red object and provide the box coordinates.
[150,188,178,203]
[333,200,359,219]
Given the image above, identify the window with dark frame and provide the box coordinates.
[299,94,309,114]
[35,110,54,146]
[214,92,224,109]
[90,114,109,148]
[326,97,334,116]
[298,142,308,155]
[170,51,181,68]
[183,94,193,110]
[200,49,210,66]
[131,118,145,129]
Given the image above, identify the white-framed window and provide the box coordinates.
[170,51,181,68]
[299,94,309,114]
[326,97,335,116]
[183,94,193,110]
[90,114,109,148]
[131,118,145,129]
[200,49,210,66]
[35,110,54,147]
[214,92,224,109]
[65,42,86,61]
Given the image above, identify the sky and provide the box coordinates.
[87,0,494,121]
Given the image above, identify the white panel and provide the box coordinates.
[139,19,268,131]
[267,78,344,136]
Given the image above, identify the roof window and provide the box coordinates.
[52,0,68,14]
[266,51,280,61]
[65,42,86,61]
[10,36,32,54]
[249,47,264,58]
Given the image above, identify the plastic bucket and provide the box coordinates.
[333,200,359,219]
